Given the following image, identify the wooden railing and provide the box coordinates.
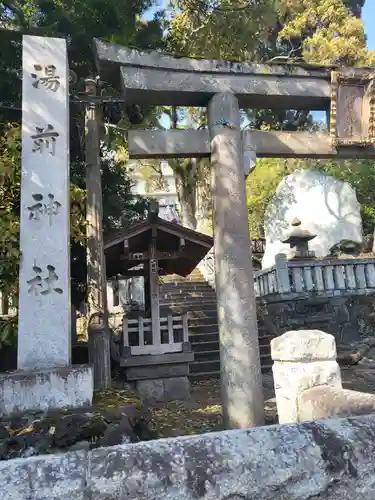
[123,313,189,356]
[254,254,375,297]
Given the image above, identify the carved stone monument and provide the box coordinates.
[0,35,93,416]
[262,170,363,269]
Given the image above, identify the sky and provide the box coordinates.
[363,1,375,50]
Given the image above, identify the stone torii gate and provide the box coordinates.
[94,38,375,428]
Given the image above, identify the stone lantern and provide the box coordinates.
[282,218,317,260]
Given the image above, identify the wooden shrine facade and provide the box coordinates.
[104,203,213,359]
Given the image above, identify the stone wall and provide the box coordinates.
[3,413,375,499]
[261,292,375,359]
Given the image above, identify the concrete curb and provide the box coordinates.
[2,414,375,499]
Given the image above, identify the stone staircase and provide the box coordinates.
[159,269,275,380]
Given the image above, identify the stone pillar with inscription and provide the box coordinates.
[0,35,93,416]
[208,92,265,428]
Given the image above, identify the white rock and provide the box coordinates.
[262,169,363,269]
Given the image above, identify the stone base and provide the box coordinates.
[0,365,93,416]
[136,376,190,405]
[122,352,194,381]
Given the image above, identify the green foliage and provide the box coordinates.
[0,123,88,343]
[316,159,375,235]
[0,1,164,111]
[278,0,371,65]
[246,159,291,238]
[0,124,22,312]
[166,0,369,64]
[166,0,277,60]
[0,0,164,316]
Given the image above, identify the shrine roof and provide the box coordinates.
[104,217,213,278]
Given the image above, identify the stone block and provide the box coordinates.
[298,386,375,421]
[0,458,31,500]
[271,329,337,362]
[4,414,375,498]
[121,351,194,368]
[25,451,87,500]
[0,365,93,416]
[273,360,342,424]
[271,329,341,424]
[126,362,189,381]
[136,376,190,405]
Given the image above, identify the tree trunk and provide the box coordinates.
[174,168,197,230]
[179,193,197,229]
[87,312,112,391]
[196,161,212,234]
[85,79,111,390]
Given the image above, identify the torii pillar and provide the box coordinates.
[208,92,264,428]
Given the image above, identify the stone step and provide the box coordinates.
[160,293,217,301]
[160,291,215,298]
[194,349,220,362]
[189,324,218,332]
[160,304,218,312]
[260,344,271,356]
[160,300,217,308]
[189,332,219,343]
[189,363,273,379]
[187,309,218,318]
[191,337,270,354]
[175,302,217,310]
[261,364,273,373]
[189,323,219,334]
[160,285,213,291]
[170,310,218,318]
[278,316,331,330]
[164,311,217,318]
[260,356,272,367]
[160,289,214,297]
[188,370,220,380]
[190,340,220,352]
[161,274,206,283]
[302,321,330,330]
[258,335,275,346]
[161,290,215,295]
[159,281,215,293]
[193,350,272,363]
[189,328,269,342]
[190,359,221,373]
